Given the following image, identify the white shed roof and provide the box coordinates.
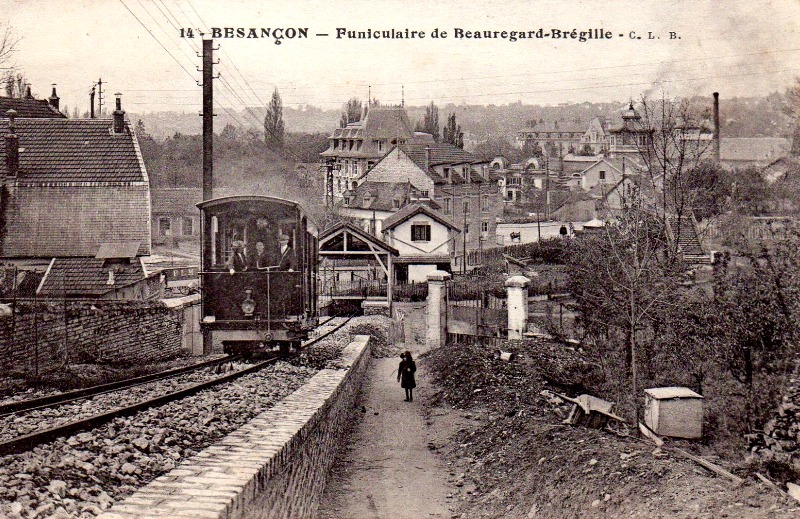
[645,387,704,400]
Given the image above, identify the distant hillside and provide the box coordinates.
[132,93,794,143]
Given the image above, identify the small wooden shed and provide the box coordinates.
[644,387,704,439]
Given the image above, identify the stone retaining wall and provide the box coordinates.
[98,335,372,519]
[0,296,200,372]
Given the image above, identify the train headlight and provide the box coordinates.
[241,288,256,317]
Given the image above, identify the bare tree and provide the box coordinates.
[0,25,18,70]
[632,94,716,255]
[785,77,800,156]
[567,192,687,420]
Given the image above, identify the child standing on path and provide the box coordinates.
[398,351,417,402]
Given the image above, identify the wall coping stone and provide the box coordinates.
[505,275,531,288]
[427,270,452,282]
[98,334,372,519]
[161,293,201,309]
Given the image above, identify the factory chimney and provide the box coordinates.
[713,92,721,164]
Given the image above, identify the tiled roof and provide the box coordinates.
[322,105,430,158]
[151,187,203,214]
[0,96,66,119]
[400,143,479,168]
[0,118,147,182]
[343,181,440,211]
[319,221,399,256]
[382,203,461,232]
[393,253,452,264]
[344,181,416,211]
[37,257,146,297]
[524,189,591,214]
[720,137,790,163]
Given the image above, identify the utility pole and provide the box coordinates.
[201,38,216,201]
[462,192,468,274]
[321,158,339,208]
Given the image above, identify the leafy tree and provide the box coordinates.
[415,101,440,141]
[263,88,285,150]
[339,97,362,128]
[442,112,464,149]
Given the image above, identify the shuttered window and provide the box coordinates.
[411,223,431,242]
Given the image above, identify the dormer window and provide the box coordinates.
[343,197,350,206]
[392,199,400,209]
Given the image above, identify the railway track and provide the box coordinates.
[0,314,355,456]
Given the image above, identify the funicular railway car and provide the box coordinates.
[197,196,319,354]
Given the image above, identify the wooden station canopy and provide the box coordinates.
[318,222,399,305]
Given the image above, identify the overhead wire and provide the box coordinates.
[117,0,197,81]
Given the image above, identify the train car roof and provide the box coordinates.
[197,195,318,234]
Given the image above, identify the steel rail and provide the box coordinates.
[0,355,243,417]
[0,313,356,456]
[0,354,279,456]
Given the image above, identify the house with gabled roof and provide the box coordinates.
[0,86,66,119]
[320,104,434,199]
[0,96,151,268]
[339,180,438,235]
[357,143,502,263]
[381,203,461,283]
[37,242,163,300]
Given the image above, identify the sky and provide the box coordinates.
[4,0,800,127]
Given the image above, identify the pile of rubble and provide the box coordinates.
[347,316,400,358]
[512,338,604,391]
[750,362,800,473]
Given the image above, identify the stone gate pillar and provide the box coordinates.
[505,275,531,340]
[426,270,451,349]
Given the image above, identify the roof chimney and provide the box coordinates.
[713,92,721,164]
[25,86,33,100]
[48,84,60,111]
[113,93,125,134]
[424,145,431,173]
[5,109,19,178]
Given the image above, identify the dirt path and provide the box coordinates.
[317,342,455,519]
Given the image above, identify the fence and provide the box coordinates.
[319,280,428,303]
[446,276,508,339]
[454,238,567,270]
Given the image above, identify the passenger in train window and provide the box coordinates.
[251,241,271,270]
[274,233,296,271]
[227,241,248,273]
